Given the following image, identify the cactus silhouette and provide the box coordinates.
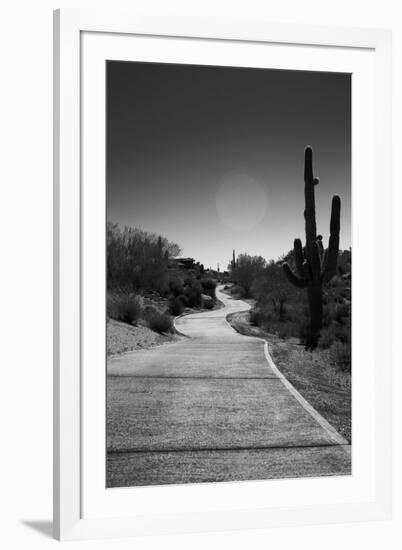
[157,235,163,259]
[283,146,341,349]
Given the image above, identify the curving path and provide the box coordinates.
[107,286,351,487]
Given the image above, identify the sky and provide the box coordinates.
[107,61,351,270]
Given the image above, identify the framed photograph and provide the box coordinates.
[54,9,392,540]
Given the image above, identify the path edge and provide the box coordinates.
[263,340,350,451]
[221,298,350,452]
[180,288,351,457]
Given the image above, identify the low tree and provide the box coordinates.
[252,263,289,319]
[106,222,181,294]
[232,254,266,298]
[200,278,217,299]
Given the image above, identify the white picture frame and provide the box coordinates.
[53,8,392,541]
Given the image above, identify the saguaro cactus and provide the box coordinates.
[283,146,341,349]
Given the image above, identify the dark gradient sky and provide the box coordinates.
[107,61,351,269]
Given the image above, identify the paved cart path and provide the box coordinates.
[107,286,351,487]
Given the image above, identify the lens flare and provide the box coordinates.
[215,172,268,232]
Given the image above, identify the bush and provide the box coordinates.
[107,294,143,325]
[147,311,173,334]
[203,298,214,310]
[298,320,312,347]
[168,276,184,297]
[177,294,189,307]
[107,223,181,294]
[230,285,245,298]
[323,301,350,325]
[200,278,217,298]
[278,321,299,339]
[169,296,185,316]
[143,305,158,318]
[184,280,202,307]
[335,303,350,323]
[231,253,266,297]
[319,326,337,349]
[249,308,263,326]
[156,276,170,297]
[186,288,202,307]
[329,341,351,372]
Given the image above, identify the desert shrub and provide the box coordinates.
[177,294,189,307]
[106,293,116,319]
[203,298,214,310]
[231,253,266,297]
[155,275,170,297]
[248,305,300,339]
[143,305,160,322]
[337,249,352,276]
[324,275,351,304]
[323,301,350,324]
[230,284,245,298]
[319,327,337,349]
[147,311,173,334]
[168,275,184,297]
[252,263,295,314]
[200,278,217,299]
[334,319,351,345]
[334,303,350,323]
[169,296,185,316]
[184,279,202,307]
[107,222,181,294]
[329,341,351,372]
[249,308,263,326]
[278,321,299,339]
[298,319,313,347]
[108,294,143,325]
[186,288,202,307]
[329,275,344,288]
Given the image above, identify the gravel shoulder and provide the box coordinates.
[107,319,184,357]
[107,298,223,357]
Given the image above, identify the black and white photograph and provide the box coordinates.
[1,0,398,544]
[106,60,352,488]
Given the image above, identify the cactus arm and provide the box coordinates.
[294,238,305,278]
[322,235,340,283]
[283,263,308,288]
[330,195,341,234]
[316,236,324,260]
[322,195,341,283]
[304,146,314,183]
[304,147,318,247]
